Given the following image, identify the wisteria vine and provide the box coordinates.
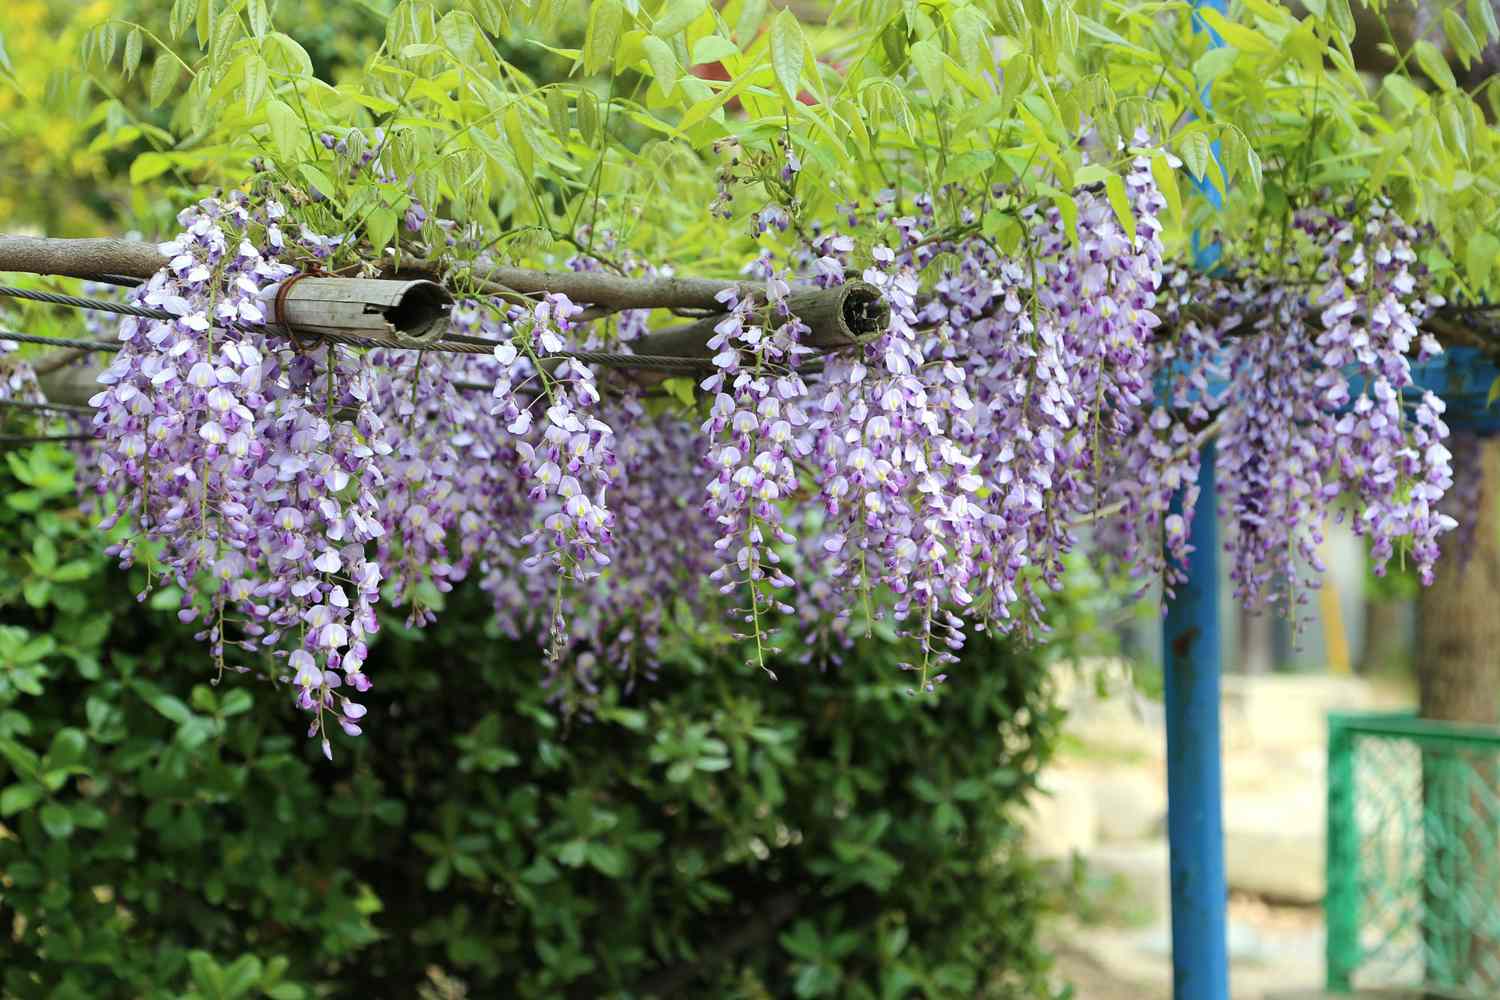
[7,137,1472,754]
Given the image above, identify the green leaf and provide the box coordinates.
[1219,123,1260,192]
[1466,232,1499,290]
[584,0,625,76]
[94,23,119,68]
[40,801,74,839]
[661,377,696,406]
[0,783,42,816]
[1240,146,1263,194]
[909,39,946,102]
[123,28,143,79]
[211,689,250,719]
[148,55,181,109]
[1382,73,1426,114]
[244,55,269,113]
[1178,128,1213,185]
[1443,10,1480,66]
[586,842,628,877]
[1197,8,1275,55]
[299,162,337,199]
[5,489,41,512]
[655,0,707,37]
[769,9,806,104]
[440,10,479,58]
[188,951,226,997]
[999,52,1031,120]
[48,728,86,769]
[952,6,992,70]
[248,0,270,39]
[643,36,680,97]
[676,71,754,132]
[23,577,50,608]
[940,150,993,184]
[1041,186,1079,247]
[1326,0,1355,40]
[136,682,193,725]
[31,534,57,573]
[266,99,301,160]
[1439,98,1470,160]
[1103,173,1136,245]
[1487,376,1500,409]
[983,210,1023,254]
[546,87,570,141]
[0,737,41,780]
[503,106,534,177]
[265,32,313,76]
[737,0,768,42]
[995,0,1028,37]
[71,803,107,829]
[221,954,263,998]
[366,208,398,253]
[1412,39,1457,91]
[577,89,600,146]
[1471,0,1500,44]
[1193,46,1238,91]
[691,36,738,65]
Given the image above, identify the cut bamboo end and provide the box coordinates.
[262,276,454,347]
[632,280,891,360]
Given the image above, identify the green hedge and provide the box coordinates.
[0,444,1066,998]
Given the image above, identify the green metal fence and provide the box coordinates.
[1326,711,1500,997]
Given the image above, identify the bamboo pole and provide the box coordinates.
[634,281,890,358]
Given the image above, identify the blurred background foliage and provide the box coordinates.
[0,0,493,235]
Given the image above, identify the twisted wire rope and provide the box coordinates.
[0,285,176,322]
[1,330,121,352]
[0,399,95,415]
[0,287,717,372]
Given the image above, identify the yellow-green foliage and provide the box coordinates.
[4,0,1499,290]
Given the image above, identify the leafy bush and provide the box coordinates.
[0,445,1065,998]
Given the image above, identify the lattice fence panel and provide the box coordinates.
[1327,713,1500,997]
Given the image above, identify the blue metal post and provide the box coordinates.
[1165,1,1229,994]
[1163,442,1228,1000]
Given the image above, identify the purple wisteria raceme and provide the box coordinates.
[86,195,378,759]
[46,146,1469,749]
[701,277,809,676]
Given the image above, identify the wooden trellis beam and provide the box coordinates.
[0,237,167,282]
[0,235,890,363]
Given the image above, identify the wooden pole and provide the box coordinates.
[0,237,167,281]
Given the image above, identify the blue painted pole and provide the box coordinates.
[1163,442,1228,1000]
[1164,1,1229,995]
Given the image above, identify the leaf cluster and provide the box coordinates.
[2,0,1493,295]
[0,443,1069,999]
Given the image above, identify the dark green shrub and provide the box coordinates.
[0,444,1065,998]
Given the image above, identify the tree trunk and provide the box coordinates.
[1236,606,1274,674]
[1418,438,1500,725]
[1358,597,1409,676]
[1417,437,1500,997]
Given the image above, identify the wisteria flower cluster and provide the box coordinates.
[86,195,381,759]
[0,336,44,405]
[1148,203,1456,621]
[58,136,1465,752]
